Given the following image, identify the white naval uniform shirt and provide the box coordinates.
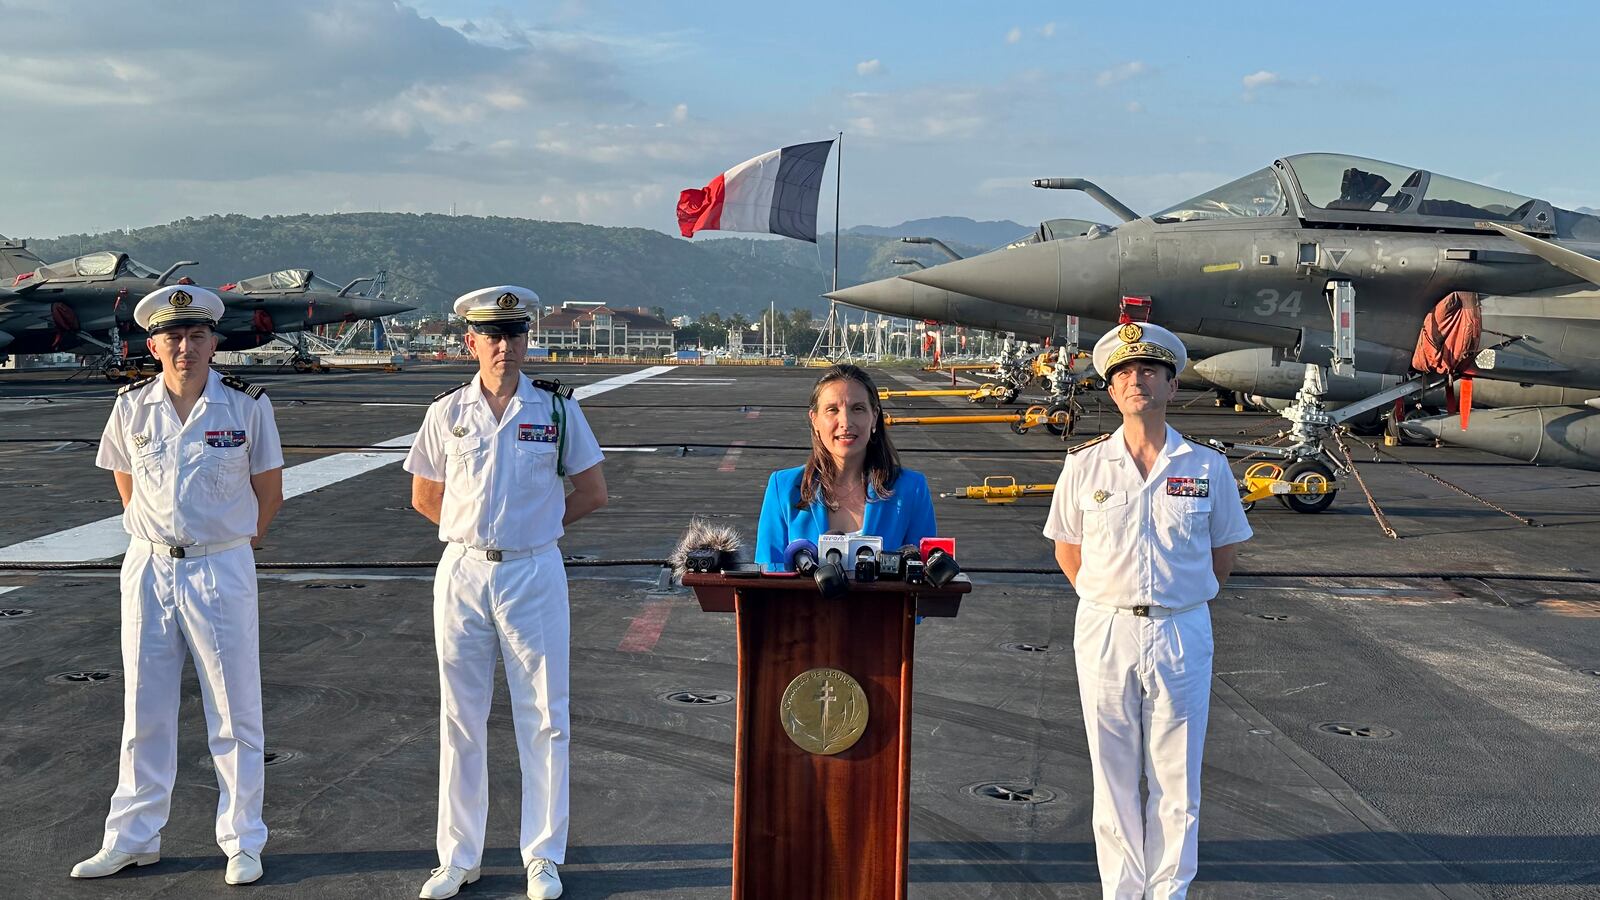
[1043,425,1252,612]
[95,370,285,546]
[404,374,604,551]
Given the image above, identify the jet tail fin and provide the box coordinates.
[0,234,46,286]
[1488,223,1600,287]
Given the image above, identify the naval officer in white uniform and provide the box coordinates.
[72,285,284,886]
[405,286,607,900]
[1044,322,1252,900]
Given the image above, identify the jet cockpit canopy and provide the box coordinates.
[229,268,342,295]
[1151,154,1559,235]
[34,251,162,282]
[1280,153,1554,234]
[1158,156,1555,235]
[1002,218,1111,250]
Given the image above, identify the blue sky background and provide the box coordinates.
[4,0,1597,239]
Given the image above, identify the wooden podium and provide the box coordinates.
[684,571,971,900]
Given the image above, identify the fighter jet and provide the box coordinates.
[825,219,1102,344]
[0,237,413,365]
[901,153,1600,468]
[824,218,1252,388]
[215,267,413,357]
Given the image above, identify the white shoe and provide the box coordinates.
[526,858,562,899]
[225,850,263,885]
[69,848,160,878]
[419,865,480,899]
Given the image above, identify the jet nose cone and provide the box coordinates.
[826,278,918,319]
[899,236,1118,318]
[352,297,417,318]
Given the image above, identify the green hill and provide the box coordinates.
[24,214,983,319]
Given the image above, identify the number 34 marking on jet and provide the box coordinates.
[1253,289,1302,317]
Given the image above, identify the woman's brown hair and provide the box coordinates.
[799,364,901,509]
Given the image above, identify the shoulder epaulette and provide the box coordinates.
[1184,433,1229,454]
[1066,432,1111,454]
[117,376,156,396]
[530,378,574,400]
[221,374,266,399]
[433,382,470,402]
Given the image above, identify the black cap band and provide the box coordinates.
[469,320,530,336]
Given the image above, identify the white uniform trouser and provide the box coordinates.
[433,542,570,869]
[103,541,266,856]
[1074,601,1213,900]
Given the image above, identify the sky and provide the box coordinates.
[4,0,1600,240]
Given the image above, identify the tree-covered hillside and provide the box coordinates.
[24,214,983,318]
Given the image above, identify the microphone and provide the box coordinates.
[854,545,880,583]
[785,539,820,575]
[804,534,850,600]
[919,537,961,589]
[883,545,925,584]
[669,517,745,577]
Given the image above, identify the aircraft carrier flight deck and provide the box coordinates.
[2,362,1597,899]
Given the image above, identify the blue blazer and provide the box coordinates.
[755,465,938,570]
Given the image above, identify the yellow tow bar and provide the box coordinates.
[1238,461,1339,513]
[943,476,1056,504]
[878,382,1014,403]
[884,404,1069,434]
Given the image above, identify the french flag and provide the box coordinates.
[677,140,834,243]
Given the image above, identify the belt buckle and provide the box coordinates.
[1132,605,1149,617]
[485,549,503,562]
[169,546,186,559]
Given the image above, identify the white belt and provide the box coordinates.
[449,541,557,563]
[1085,600,1206,619]
[137,536,252,559]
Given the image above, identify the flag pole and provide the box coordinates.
[833,131,842,296]
[832,131,843,357]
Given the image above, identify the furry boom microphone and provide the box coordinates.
[669,518,745,578]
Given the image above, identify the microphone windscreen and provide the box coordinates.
[784,539,819,571]
[669,517,745,577]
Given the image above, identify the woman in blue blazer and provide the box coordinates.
[756,364,937,570]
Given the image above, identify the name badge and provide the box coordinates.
[518,423,558,443]
[205,430,247,448]
[1166,476,1208,497]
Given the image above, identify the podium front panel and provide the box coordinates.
[733,588,913,900]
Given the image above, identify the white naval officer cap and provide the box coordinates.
[454,285,537,335]
[134,285,225,333]
[1092,321,1188,378]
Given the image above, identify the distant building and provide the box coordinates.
[410,320,459,351]
[533,303,674,355]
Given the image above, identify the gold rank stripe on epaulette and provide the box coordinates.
[530,378,574,400]
[433,382,470,402]
[117,376,156,396]
[221,375,265,399]
[1066,432,1111,454]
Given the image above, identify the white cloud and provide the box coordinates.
[844,84,1012,144]
[671,103,689,123]
[1095,60,1148,88]
[856,58,883,76]
[1038,22,1056,38]
[1241,69,1319,101]
[1006,26,1022,44]
[1242,70,1280,91]
[1126,101,1144,114]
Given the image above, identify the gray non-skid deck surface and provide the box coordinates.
[2,364,1598,898]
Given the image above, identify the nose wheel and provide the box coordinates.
[1278,459,1337,513]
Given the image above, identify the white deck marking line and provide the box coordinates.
[0,586,20,596]
[0,366,676,563]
